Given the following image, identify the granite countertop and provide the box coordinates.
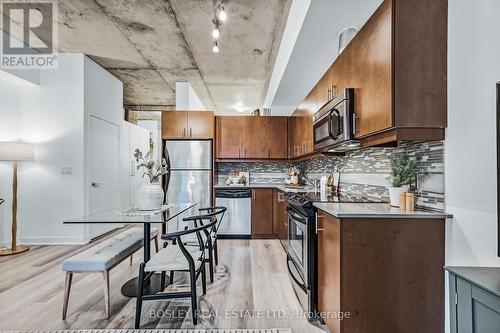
[313,202,451,219]
[213,183,451,219]
[213,183,315,193]
[445,266,500,298]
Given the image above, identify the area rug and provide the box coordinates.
[2,328,292,333]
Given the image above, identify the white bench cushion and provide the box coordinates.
[145,244,203,272]
[62,227,158,272]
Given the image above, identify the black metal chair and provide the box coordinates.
[181,206,227,283]
[134,215,216,328]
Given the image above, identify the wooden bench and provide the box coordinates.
[61,227,159,319]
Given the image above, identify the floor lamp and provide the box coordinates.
[0,142,34,256]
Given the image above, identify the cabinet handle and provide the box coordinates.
[268,149,271,158]
[316,214,325,234]
[238,148,241,158]
[190,128,192,137]
[317,229,325,232]
[252,190,256,200]
[245,149,247,158]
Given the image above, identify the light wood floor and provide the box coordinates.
[0,235,324,332]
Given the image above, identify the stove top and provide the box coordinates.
[285,191,386,217]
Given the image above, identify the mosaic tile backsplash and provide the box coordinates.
[216,141,445,211]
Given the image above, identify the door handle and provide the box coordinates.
[353,113,357,136]
[91,182,102,188]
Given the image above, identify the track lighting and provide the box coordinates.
[218,6,227,21]
[212,27,220,39]
[212,41,219,53]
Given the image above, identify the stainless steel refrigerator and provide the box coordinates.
[164,140,212,229]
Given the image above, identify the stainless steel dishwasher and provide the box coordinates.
[215,189,251,238]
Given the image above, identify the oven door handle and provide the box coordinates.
[286,210,308,226]
[328,108,340,140]
[287,256,307,292]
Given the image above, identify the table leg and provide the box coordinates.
[121,223,164,297]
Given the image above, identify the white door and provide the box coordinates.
[129,124,150,206]
[89,116,120,239]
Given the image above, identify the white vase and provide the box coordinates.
[136,183,164,211]
[291,175,299,185]
[387,186,409,207]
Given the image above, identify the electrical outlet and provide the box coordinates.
[61,167,72,176]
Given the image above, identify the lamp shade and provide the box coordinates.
[0,142,34,161]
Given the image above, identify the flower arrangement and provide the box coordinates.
[286,166,300,177]
[387,149,427,189]
[134,148,168,183]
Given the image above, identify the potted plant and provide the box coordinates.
[386,149,427,207]
[134,148,168,210]
[286,166,301,185]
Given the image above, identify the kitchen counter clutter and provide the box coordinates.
[214,184,451,218]
[313,202,451,219]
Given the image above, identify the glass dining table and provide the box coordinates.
[63,202,196,297]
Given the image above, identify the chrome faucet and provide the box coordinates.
[302,176,319,192]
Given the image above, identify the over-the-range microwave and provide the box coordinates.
[312,88,360,152]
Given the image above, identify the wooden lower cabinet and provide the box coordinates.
[251,189,273,237]
[316,210,445,333]
[317,212,341,333]
[272,189,288,248]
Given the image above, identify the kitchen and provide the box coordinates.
[0,0,499,333]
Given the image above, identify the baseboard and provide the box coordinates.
[19,236,89,245]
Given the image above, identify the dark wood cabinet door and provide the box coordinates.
[162,111,188,139]
[251,188,273,236]
[267,117,288,158]
[303,111,314,154]
[187,111,214,139]
[353,0,392,138]
[241,117,269,158]
[317,210,341,333]
[272,189,288,241]
[331,41,355,95]
[216,116,242,158]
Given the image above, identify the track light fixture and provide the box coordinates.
[211,1,227,53]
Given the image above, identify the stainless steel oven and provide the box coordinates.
[285,202,317,319]
[287,207,309,285]
[313,88,359,152]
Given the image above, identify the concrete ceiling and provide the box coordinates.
[2,0,291,114]
[269,0,383,115]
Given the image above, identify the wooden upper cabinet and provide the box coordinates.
[216,116,242,158]
[241,116,269,159]
[162,111,214,139]
[251,188,273,236]
[187,111,214,139]
[216,116,288,160]
[353,0,392,138]
[267,117,288,158]
[162,111,188,139]
[330,41,355,95]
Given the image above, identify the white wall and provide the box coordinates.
[445,0,500,266]
[175,81,205,110]
[445,2,500,331]
[0,80,22,247]
[18,54,87,244]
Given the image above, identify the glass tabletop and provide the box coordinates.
[63,203,196,224]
